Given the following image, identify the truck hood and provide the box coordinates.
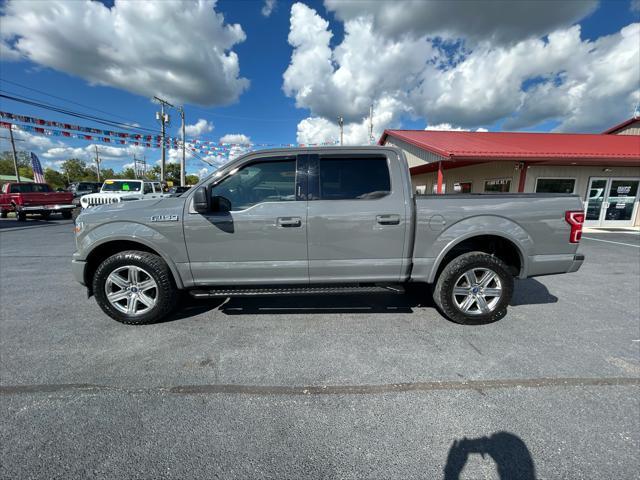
[81,197,167,215]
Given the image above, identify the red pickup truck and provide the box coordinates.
[0,182,75,221]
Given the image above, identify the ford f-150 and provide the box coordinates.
[72,147,585,325]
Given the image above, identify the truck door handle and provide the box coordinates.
[376,214,400,225]
[277,216,302,227]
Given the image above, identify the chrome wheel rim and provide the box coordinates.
[105,266,158,316]
[452,267,502,316]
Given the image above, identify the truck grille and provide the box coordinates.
[81,196,122,208]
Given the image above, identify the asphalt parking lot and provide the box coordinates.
[1,217,638,479]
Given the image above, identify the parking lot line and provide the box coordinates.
[581,237,640,248]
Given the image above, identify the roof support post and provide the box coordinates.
[517,162,528,193]
[437,161,443,194]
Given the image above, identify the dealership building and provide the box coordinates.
[379,117,640,227]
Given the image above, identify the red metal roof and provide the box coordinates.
[379,129,640,162]
[602,116,640,134]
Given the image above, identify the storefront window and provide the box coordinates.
[453,182,472,193]
[484,179,511,193]
[535,178,576,194]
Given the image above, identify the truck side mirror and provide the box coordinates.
[211,195,232,213]
[192,186,209,213]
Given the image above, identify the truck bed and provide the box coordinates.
[410,193,584,281]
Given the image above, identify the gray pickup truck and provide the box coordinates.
[72,146,585,325]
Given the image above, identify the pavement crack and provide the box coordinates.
[1,377,638,396]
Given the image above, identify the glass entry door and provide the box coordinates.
[584,177,640,227]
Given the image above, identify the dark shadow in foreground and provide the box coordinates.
[444,432,536,480]
[161,279,558,322]
[510,278,558,306]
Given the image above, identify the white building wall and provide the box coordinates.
[411,161,519,193]
[610,120,640,135]
[384,138,445,168]
[524,164,640,196]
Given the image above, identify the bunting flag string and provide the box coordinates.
[0,111,340,150]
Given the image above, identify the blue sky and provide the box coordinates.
[0,0,638,175]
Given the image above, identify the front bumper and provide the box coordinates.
[72,256,87,286]
[567,253,585,273]
[19,204,76,212]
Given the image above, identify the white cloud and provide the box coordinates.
[284,3,640,138]
[261,0,276,17]
[425,124,488,132]
[184,119,214,137]
[198,167,210,178]
[324,0,597,45]
[12,129,59,150]
[41,143,144,162]
[219,133,251,144]
[1,0,249,106]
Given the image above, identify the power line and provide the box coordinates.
[0,91,159,135]
[0,78,157,130]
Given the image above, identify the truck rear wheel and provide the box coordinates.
[93,250,178,325]
[433,252,513,325]
[0,211,7,218]
[62,211,72,219]
[16,211,26,221]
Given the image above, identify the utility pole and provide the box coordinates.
[133,154,138,179]
[179,106,186,187]
[154,96,174,183]
[338,115,344,146]
[369,104,374,145]
[94,145,101,182]
[8,127,21,182]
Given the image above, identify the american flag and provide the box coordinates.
[30,152,45,183]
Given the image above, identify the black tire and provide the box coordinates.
[16,211,26,221]
[62,210,72,219]
[41,212,51,220]
[0,211,7,218]
[433,251,514,325]
[93,250,178,325]
[71,208,81,221]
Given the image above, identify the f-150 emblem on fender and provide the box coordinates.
[150,214,179,222]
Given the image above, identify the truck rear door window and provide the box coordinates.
[319,157,390,200]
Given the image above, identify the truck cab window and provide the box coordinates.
[319,157,390,200]
[210,159,296,211]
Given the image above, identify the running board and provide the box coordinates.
[189,284,405,298]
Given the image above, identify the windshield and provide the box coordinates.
[101,180,142,192]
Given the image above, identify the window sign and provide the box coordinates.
[484,179,511,193]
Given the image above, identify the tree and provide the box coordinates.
[146,165,160,181]
[0,151,33,178]
[61,159,91,182]
[45,168,67,190]
[120,167,136,179]
[185,174,199,185]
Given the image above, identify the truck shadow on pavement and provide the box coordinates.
[167,278,556,320]
[511,279,558,306]
[443,431,536,480]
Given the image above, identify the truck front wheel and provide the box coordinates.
[433,252,514,325]
[93,250,178,325]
